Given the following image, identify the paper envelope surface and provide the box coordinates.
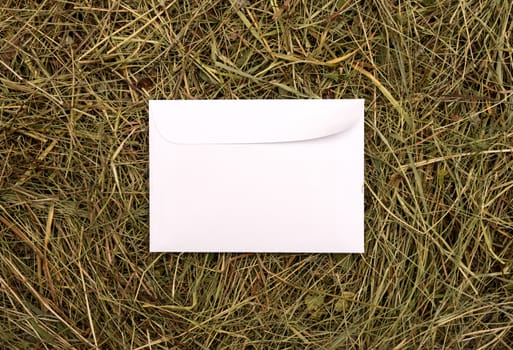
[149,99,364,253]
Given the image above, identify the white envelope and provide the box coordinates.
[149,99,364,253]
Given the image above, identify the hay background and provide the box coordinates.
[1,0,512,349]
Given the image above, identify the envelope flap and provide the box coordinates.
[150,99,363,144]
